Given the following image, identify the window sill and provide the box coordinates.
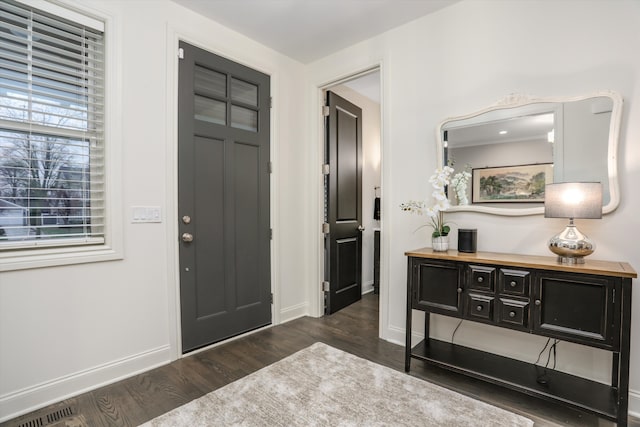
[0,244,123,272]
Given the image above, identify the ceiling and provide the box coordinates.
[447,114,556,148]
[342,70,381,103]
[171,0,458,64]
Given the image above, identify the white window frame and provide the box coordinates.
[0,0,122,271]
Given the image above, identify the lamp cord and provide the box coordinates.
[450,319,464,343]
[535,338,558,385]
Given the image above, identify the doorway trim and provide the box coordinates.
[311,62,390,341]
[164,26,280,359]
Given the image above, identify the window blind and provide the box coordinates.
[0,0,105,249]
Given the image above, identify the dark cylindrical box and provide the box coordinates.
[458,229,477,253]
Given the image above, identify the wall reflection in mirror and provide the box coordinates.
[439,91,622,216]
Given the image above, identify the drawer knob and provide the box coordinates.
[510,281,517,287]
[535,299,541,306]
[509,311,516,318]
[477,276,484,283]
[476,305,483,311]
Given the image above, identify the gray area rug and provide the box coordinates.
[142,342,534,426]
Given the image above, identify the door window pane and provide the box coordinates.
[195,95,225,125]
[231,78,257,106]
[231,105,257,132]
[195,65,226,99]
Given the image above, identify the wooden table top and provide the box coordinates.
[404,248,637,279]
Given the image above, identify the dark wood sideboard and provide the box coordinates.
[404,248,636,426]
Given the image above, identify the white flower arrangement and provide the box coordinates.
[451,166,472,205]
[400,166,454,238]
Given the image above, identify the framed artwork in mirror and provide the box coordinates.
[472,163,553,203]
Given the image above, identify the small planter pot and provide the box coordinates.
[432,235,449,252]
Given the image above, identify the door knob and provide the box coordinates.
[181,232,194,243]
[357,225,365,231]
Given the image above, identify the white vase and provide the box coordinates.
[432,235,449,252]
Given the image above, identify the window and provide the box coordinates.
[0,0,105,251]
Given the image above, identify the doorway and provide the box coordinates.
[323,69,382,316]
[177,41,272,353]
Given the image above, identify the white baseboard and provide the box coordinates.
[279,302,308,324]
[0,345,172,423]
[630,389,640,418]
[384,324,407,347]
[362,280,374,295]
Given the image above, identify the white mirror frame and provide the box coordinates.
[437,90,622,216]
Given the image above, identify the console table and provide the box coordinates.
[404,248,636,426]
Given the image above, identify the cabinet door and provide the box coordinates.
[532,271,616,349]
[412,259,464,317]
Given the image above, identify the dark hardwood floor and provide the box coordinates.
[3,293,638,427]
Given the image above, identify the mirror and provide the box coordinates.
[438,91,622,216]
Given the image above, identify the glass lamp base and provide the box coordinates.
[548,224,595,264]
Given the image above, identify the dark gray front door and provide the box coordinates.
[325,91,363,314]
[178,41,271,353]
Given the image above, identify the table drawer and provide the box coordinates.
[497,298,529,329]
[468,265,496,291]
[466,293,494,322]
[499,268,530,297]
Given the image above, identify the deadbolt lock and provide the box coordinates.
[182,215,191,224]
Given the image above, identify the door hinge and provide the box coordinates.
[270,293,273,304]
[178,47,184,59]
[322,281,330,292]
[322,223,330,234]
[322,163,330,175]
[268,161,273,174]
[322,105,330,116]
[270,228,273,240]
[270,97,273,108]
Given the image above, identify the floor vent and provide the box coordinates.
[16,418,44,427]
[46,406,74,424]
[16,406,75,427]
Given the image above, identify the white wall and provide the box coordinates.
[306,0,640,415]
[2,0,640,422]
[0,0,307,421]
[562,101,612,204]
[328,85,381,293]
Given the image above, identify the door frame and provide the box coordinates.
[165,29,279,359]
[313,63,389,339]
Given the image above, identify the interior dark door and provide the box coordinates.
[178,41,271,353]
[325,91,363,314]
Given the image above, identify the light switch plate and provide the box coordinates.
[132,206,162,223]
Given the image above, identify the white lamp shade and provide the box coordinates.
[544,182,602,219]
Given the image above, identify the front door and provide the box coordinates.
[324,91,363,314]
[178,41,271,353]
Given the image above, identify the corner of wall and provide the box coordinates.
[279,302,310,324]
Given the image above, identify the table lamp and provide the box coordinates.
[544,182,602,264]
